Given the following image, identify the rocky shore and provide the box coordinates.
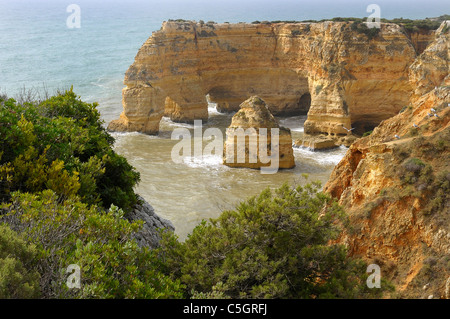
[126,195,175,248]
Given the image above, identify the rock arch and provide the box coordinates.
[108,20,419,142]
[297,92,311,115]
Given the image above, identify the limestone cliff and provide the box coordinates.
[324,22,450,298]
[223,96,295,170]
[108,20,428,138]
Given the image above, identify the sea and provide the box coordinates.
[1,0,448,239]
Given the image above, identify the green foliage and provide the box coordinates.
[383,16,449,32]
[252,16,449,35]
[39,87,103,130]
[168,19,190,23]
[408,127,419,137]
[442,23,449,33]
[0,89,139,211]
[350,21,380,40]
[362,130,373,137]
[396,142,449,216]
[402,157,427,184]
[0,223,41,298]
[423,170,450,216]
[160,182,391,299]
[0,88,180,298]
[96,150,140,210]
[1,190,184,299]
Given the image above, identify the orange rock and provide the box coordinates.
[324,22,450,298]
[223,96,295,170]
[108,21,426,139]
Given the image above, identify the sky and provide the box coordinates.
[0,0,448,21]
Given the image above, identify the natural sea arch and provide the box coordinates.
[108,21,419,139]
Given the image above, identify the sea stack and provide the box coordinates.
[223,96,295,170]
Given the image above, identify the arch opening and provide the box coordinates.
[298,93,311,115]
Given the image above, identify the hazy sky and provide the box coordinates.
[1,0,448,21]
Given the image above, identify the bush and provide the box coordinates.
[160,182,392,299]
[0,89,140,211]
[350,21,381,40]
[403,158,425,174]
[1,190,184,298]
[423,170,450,215]
[0,223,40,298]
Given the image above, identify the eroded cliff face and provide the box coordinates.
[325,22,450,298]
[108,20,424,138]
[407,29,437,55]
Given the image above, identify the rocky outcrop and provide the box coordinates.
[293,135,337,150]
[409,22,450,103]
[126,195,175,249]
[407,29,437,55]
[223,96,295,170]
[324,22,450,298]
[108,20,427,139]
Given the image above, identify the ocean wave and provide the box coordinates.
[208,106,223,116]
[110,131,162,143]
[109,131,144,138]
[293,145,348,166]
[182,154,225,170]
[161,117,195,129]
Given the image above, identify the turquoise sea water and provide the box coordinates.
[1,0,448,238]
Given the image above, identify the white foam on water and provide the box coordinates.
[208,102,223,116]
[161,116,195,129]
[208,102,230,116]
[182,154,225,170]
[109,131,144,138]
[110,131,162,150]
[91,81,106,88]
[293,145,348,166]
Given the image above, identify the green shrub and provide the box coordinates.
[442,23,449,34]
[0,224,40,298]
[0,89,139,211]
[408,127,419,137]
[403,158,425,174]
[160,182,392,299]
[1,190,184,298]
[350,21,381,40]
[423,170,450,215]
